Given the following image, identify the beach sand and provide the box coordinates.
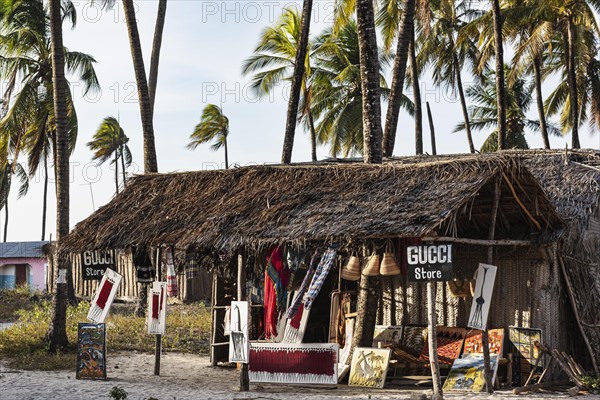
[1,352,599,400]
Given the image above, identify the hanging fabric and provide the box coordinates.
[165,247,178,297]
[263,247,290,340]
[133,246,155,283]
[285,252,319,319]
[303,247,337,310]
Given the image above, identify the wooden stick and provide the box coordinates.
[238,252,249,392]
[524,351,543,386]
[502,172,542,231]
[551,349,584,388]
[210,272,219,367]
[154,248,161,376]
[512,379,571,395]
[420,236,532,246]
[427,282,443,398]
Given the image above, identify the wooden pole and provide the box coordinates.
[426,101,437,155]
[481,175,502,393]
[427,282,443,399]
[210,271,219,367]
[238,252,249,391]
[154,247,162,376]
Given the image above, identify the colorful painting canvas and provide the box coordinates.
[147,282,167,335]
[443,354,499,392]
[76,323,107,380]
[349,347,391,388]
[249,343,338,385]
[372,325,403,349]
[468,263,497,331]
[87,268,122,324]
[419,327,466,366]
[508,327,543,386]
[229,301,249,363]
[463,328,504,356]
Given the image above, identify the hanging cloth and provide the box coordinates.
[263,247,290,339]
[303,247,337,310]
[285,251,319,319]
[133,246,155,283]
[165,248,178,297]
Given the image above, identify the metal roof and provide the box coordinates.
[0,242,49,258]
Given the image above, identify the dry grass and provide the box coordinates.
[0,296,212,371]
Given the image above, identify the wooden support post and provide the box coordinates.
[427,282,443,399]
[238,253,249,392]
[154,248,161,376]
[482,175,501,393]
[210,271,219,367]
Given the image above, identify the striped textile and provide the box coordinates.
[303,248,337,310]
[285,252,319,319]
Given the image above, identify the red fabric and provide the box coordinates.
[96,280,114,309]
[152,294,159,319]
[264,247,289,339]
[159,287,164,311]
[290,303,304,329]
[249,348,335,376]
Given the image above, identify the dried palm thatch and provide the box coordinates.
[60,153,562,255]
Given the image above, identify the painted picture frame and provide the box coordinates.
[76,323,107,380]
[349,347,391,388]
[443,354,499,392]
[87,268,122,324]
[229,301,249,363]
[372,325,403,350]
[147,281,167,335]
[508,327,543,386]
[468,263,497,331]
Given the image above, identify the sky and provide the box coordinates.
[3,0,599,242]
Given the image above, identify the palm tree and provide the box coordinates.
[0,0,98,241]
[0,160,29,242]
[491,0,508,151]
[47,0,71,352]
[148,0,167,112]
[187,104,230,169]
[87,117,132,194]
[308,21,407,157]
[281,0,313,164]
[242,8,317,161]
[417,0,480,153]
[454,66,560,152]
[96,0,158,173]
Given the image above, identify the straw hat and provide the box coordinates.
[362,254,380,276]
[341,256,361,281]
[380,252,401,276]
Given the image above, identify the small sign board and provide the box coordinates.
[76,323,107,380]
[468,263,497,331]
[81,250,116,281]
[407,243,452,282]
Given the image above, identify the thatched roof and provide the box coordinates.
[60,153,564,253]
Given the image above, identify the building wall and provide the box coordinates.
[0,257,47,290]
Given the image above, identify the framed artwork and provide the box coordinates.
[443,354,499,392]
[76,323,107,380]
[372,325,403,350]
[508,327,543,386]
[419,327,466,366]
[249,343,338,385]
[229,301,249,364]
[463,328,504,356]
[349,347,391,388]
[87,268,122,324]
[468,264,497,331]
[400,325,427,357]
[147,282,167,335]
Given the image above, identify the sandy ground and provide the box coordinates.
[1,352,599,400]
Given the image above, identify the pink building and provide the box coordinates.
[0,242,49,291]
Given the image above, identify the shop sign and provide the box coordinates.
[81,250,116,280]
[407,243,452,282]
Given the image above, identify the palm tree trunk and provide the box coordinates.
[382,0,415,157]
[533,55,550,149]
[567,21,580,149]
[491,0,507,151]
[302,85,317,162]
[281,0,313,164]
[410,30,423,155]
[114,150,119,194]
[41,153,48,241]
[48,0,71,353]
[356,0,383,164]
[223,135,229,169]
[3,190,8,243]
[453,50,475,153]
[148,0,167,113]
[426,102,436,155]
[350,274,381,360]
[120,144,127,187]
[122,0,159,173]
